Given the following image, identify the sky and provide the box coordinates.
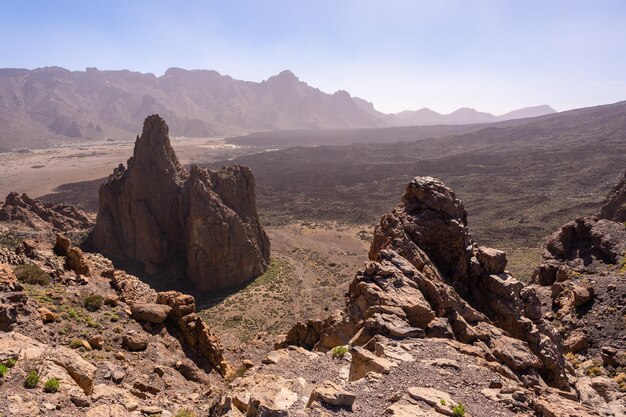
[2,0,626,114]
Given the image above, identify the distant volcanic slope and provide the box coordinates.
[91,114,270,292]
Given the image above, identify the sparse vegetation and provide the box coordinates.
[24,370,40,388]
[14,263,50,285]
[452,402,466,417]
[440,399,446,406]
[83,293,104,312]
[44,377,60,393]
[586,366,603,376]
[0,364,8,378]
[331,345,349,358]
[69,339,84,349]
[5,358,17,368]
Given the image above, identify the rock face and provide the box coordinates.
[529,172,626,415]
[0,192,94,231]
[282,176,569,389]
[533,171,626,370]
[599,170,626,222]
[91,114,270,292]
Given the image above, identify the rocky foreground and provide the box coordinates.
[0,170,624,416]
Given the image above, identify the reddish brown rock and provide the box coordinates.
[0,192,94,231]
[122,334,148,351]
[66,246,91,276]
[91,115,270,292]
[0,263,21,292]
[156,290,232,376]
[130,303,171,324]
[53,234,71,256]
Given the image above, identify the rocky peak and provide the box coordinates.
[599,170,626,222]
[91,115,270,292]
[130,114,185,179]
[370,176,471,283]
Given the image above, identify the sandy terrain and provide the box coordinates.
[0,137,254,199]
[198,222,372,349]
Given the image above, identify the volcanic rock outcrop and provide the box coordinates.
[0,192,94,232]
[282,176,569,389]
[531,170,626,362]
[91,115,270,292]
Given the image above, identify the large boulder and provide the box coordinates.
[91,115,270,292]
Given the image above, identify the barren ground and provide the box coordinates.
[0,137,257,199]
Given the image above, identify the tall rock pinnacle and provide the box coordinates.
[91,114,270,292]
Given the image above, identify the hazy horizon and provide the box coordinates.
[2,0,626,114]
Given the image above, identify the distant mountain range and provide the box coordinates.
[0,66,556,149]
[393,104,556,126]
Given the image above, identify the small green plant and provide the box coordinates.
[5,358,17,368]
[83,294,104,312]
[44,377,60,393]
[174,409,196,417]
[68,339,84,349]
[587,366,603,376]
[24,370,40,388]
[440,399,446,406]
[0,364,8,378]
[452,403,466,417]
[331,345,349,358]
[14,264,50,285]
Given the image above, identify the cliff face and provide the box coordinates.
[91,114,270,292]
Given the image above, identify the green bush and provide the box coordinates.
[452,403,466,417]
[331,345,349,358]
[44,378,60,393]
[83,294,104,312]
[174,410,195,417]
[14,264,50,285]
[5,358,17,368]
[68,339,84,349]
[24,370,40,388]
[0,364,7,378]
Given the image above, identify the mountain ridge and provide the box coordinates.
[394,104,557,126]
[0,66,555,149]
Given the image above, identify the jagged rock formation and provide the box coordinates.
[533,170,626,286]
[282,176,569,389]
[91,114,270,292]
[0,192,94,231]
[103,268,232,376]
[531,171,626,386]
[600,170,626,222]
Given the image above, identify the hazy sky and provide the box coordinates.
[2,0,626,114]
